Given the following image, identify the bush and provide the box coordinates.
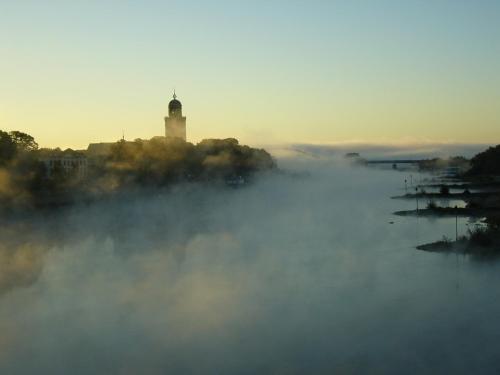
[440,185,450,195]
[427,200,438,210]
[468,226,493,247]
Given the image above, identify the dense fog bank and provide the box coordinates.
[1,150,500,374]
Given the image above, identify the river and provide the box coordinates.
[1,156,499,374]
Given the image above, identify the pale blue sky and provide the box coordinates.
[1,0,499,148]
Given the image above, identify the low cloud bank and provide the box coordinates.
[268,142,490,160]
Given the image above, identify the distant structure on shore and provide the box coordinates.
[86,92,188,157]
[37,93,190,178]
[40,150,88,179]
[165,92,186,141]
[87,142,114,156]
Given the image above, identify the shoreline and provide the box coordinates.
[394,207,500,218]
[391,191,499,200]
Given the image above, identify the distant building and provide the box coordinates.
[40,152,88,178]
[87,139,134,157]
[87,142,114,157]
[165,92,186,140]
[86,92,187,155]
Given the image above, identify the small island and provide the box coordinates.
[0,130,276,213]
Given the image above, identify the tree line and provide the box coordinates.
[0,131,276,210]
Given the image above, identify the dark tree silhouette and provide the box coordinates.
[9,131,39,152]
[468,145,500,176]
[0,131,17,164]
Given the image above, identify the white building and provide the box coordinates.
[41,153,88,179]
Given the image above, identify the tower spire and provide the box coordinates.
[166,89,186,141]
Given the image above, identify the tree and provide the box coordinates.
[440,185,450,195]
[468,145,500,176]
[0,130,17,164]
[9,131,38,151]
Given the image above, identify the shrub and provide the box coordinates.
[440,185,450,195]
[427,200,438,210]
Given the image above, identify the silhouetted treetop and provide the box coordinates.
[0,130,275,210]
[0,131,17,165]
[9,131,38,152]
[468,145,500,176]
[102,137,275,187]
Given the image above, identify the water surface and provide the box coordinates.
[1,158,499,374]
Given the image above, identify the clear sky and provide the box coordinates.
[1,0,499,149]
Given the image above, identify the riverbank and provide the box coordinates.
[417,229,500,257]
[386,144,500,254]
[394,207,500,218]
[391,191,499,200]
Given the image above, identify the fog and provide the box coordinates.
[287,142,488,159]
[1,147,500,374]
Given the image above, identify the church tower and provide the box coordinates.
[165,92,187,140]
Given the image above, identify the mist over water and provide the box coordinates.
[2,150,500,374]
